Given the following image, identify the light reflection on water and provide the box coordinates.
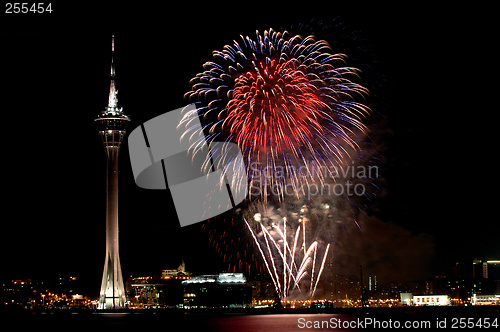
[201,314,358,332]
[92,313,358,331]
[4,312,358,331]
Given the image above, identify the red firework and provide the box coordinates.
[225,57,327,158]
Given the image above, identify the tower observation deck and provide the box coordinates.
[95,35,129,309]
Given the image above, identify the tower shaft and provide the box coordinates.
[98,139,126,309]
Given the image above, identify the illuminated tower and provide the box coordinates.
[95,35,129,309]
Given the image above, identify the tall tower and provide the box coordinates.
[95,35,129,309]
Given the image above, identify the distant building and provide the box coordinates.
[182,272,246,285]
[368,275,377,292]
[247,278,276,303]
[399,293,449,306]
[473,259,483,279]
[162,261,187,278]
[326,275,360,301]
[472,259,485,294]
[400,293,413,306]
[413,295,449,306]
[471,294,500,306]
[474,260,500,295]
[126,263,192,308]
[484,261,500,294]
[182,273,251,308]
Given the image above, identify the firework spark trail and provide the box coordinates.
[312,243,331,297]
[244,218,279,292]
[268,218,301,292]
[310,242,317,294]
[288,225,301,295]
[283,216,287,293]
[295,241,317,289]
[261,223,282,294]
[261,221,297,292]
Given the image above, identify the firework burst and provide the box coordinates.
[243,197,340,299]
[182,28,371,200]
[182,25,379,301]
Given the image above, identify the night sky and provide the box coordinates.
[1,3,498,295]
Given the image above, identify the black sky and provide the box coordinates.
[1,3,498,294]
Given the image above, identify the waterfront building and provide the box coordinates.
[182,273,251,308]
